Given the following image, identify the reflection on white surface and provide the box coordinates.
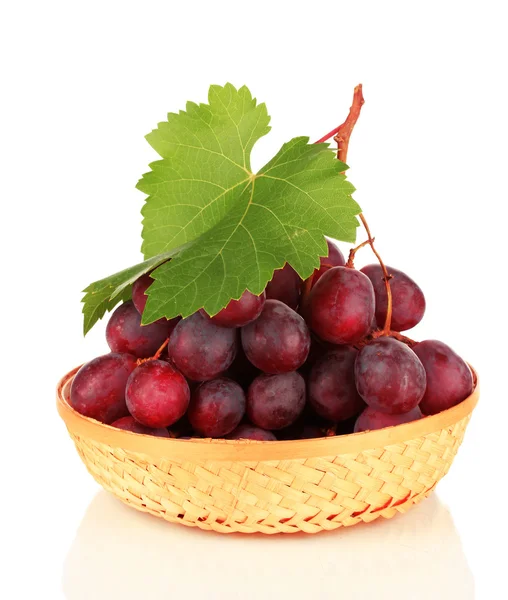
[63,492,473,600]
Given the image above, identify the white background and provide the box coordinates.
[1,1,506,598]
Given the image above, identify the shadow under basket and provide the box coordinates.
[57,367,479,535]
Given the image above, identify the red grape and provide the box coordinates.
[227,424,276,441]
[241,299,310,374]
[247,371,305,430]
[309,347,366,421]
[313,239,346,286]
[413,340,473,414]
[355,337,426,414]
[132,273,153,314]
[354,405,423,432]
[132,273,181,329]
[188,377,246,437]
[70,353,137,423]
[308,267,375,344]
[126,360,190,428]
[168,311,238,381]
[265,263,302,309]
[106,301,172,358]
[201,290,265,328]
[360,264,426,332]
[110,415,170,437]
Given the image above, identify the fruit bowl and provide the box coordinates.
[57,366,479,534]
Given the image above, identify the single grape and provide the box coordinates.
[110,415,170,437]
[265,263,302,309]
[106,301,172,358]
[188,377,246,438]
[247,371,306,430]
[413,340,473,414]
[201,290,265,328]
[168,311,238,381]
[132,273,153,314]
[308,267,375,344]
[309,346,366,421]
[360,264,426,332]
[70,353,137,423]
[241,299,310,374]
[354,405,423,432]
[355,337,426,414]
[227,424,277,441]
[313,239,346,286]
[132,272,181,329]
[126,360,190,428]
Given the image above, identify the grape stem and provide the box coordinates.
[328,84,394,335]
[136,337,170,365]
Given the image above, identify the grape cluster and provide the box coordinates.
[70,240,474,440]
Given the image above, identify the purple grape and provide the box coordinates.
[168,311,238,381]
[126,360,190,428]
[70,353,137,423]
[201,290,265,328]
[355,337,426,414]
[313,239,346,286]
[132,273,181,329]
[265,263,302,309]
[241,299,310,374]
[361,264,426,332]
[188,377,246,438]
[413,340,473,415]
[247,372,305,430]
[354,405,423,432]
[106,301,172,358]
[309,346,366,421]
[110,415,171,437]
[227,424,277,441]
[308,267,375,344]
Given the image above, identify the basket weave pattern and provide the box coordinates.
[58,368,477,534]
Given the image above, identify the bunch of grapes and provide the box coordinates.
[70,239,474,441]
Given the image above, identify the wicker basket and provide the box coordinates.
[57,366,478,534]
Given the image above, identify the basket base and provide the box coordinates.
[71,428,460,534]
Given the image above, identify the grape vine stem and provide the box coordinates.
[322,84,394,335]
[136,337,170,366]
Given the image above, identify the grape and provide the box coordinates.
[227,424,277,441]
[132,273,153,314]
[201,290,265,328]
[70,353,137,423]
[354,405,423,432]
[126,360,190,428]
[265,263,302,309]
[110,415,170,437]
[168,311,238,381]
[308,267,375,344]
[313,239,346,286]
[413,340,473,414]
[247,371,305,430]
[188,377,246,437]
[106,301,172,358]
[309,347,366,421]
[355,337,426,414]
[241,299,310,374]
[132,273,181,329]
[360,264,426,332]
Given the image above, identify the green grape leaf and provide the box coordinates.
[82,83,361,333]
[138,84,271,259]
[81,251,175,335]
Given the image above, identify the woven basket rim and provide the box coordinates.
[57,365,479,462]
